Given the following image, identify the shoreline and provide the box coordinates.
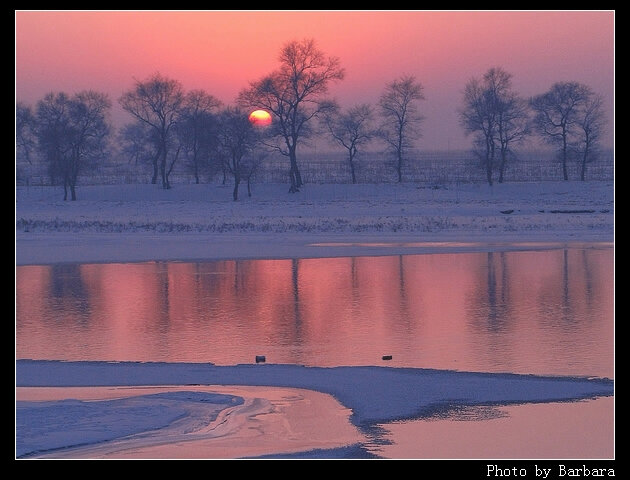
[15,231,613,266]
[15,361,615,459]
[16,181,614,266]
[17,385,364,459]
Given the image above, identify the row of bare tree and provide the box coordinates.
[16,38,607,200]
[459,67,606,186]
[17,83,265,201]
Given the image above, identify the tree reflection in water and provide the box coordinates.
[16,247,613,378]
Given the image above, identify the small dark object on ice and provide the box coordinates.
[600,209,610,213]
[255,355,266,363]
[500,209,514,214]
[382,355,393,361]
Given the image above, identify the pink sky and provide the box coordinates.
[15,10,614,150]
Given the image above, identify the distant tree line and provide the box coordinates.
[459,67,606,185]
[16,38,608,200]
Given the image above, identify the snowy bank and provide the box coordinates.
[15,361,614,458]
[15,181,614,265]
[16,385,364,459]
[16,360,614,426]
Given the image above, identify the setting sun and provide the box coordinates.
[15,10,615,461]
[248,109,272,127]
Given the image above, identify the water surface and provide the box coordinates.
[16,246,613,378]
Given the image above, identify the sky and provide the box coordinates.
[15,10,615,151]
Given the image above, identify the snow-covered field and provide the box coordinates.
[15,180,615,459]
[16,181,614,265]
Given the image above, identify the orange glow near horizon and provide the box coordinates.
[15,10,614,150]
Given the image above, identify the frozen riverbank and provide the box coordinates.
[16,384,365,459]
[16,360,614,459]
[15,181,615,459]
[15,181,614,265]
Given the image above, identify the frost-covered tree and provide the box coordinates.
[530,82,592,181]
[459,68,529,186]
[378,75,425,183]
[119,73,184,189]
[17,101,36,165]
[321,102,375,184]
[238,38,345,193]
[176,90,222,184]
[35,91,111,200]
[575,93,606,181]
[240,151,268,198]
[216,107,262,201]
[495,94,530,183]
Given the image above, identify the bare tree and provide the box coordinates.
[241,151,268,198]
[216,107,262,201]
[17,101,36,165]
[164,136,183,189]
[575,94,606,181]
[238,38,344,193]
[34,92,69,187]
[378,75,425,183]
[321,102,375,184]
[530,82,591,181]
[460,68,522,186]
[119,73,184,189]
[491,71,531,183]
[118,122,161,180]
[496,96,531,183]
[460,77,489,185]
[35,91,111,200]
[176,90,222,184]
[461,76,495,185]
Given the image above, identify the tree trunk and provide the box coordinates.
[498,149,507,184]
[165,147,180,190]
[247,176,252,197]
[151,157,158,184]
[194,160,200,184]
[233,173,240,201]
[349,153,357,184]
[581,149,588,181]
[561,137,569,181]
[486,138,494,186]
[161,164,167,188]
[562,157,568,180]
[396,150,403,183]
[290,160,302,190]
[63,181,68,201]
[160,154,168,189]
[70,184,77,201]
[288,146,301,193]
[289,166,299,193]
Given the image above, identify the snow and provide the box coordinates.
[15,181,614,265]
[16,389,243,458]
[15,180,614,458]
[16,360,614,459]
